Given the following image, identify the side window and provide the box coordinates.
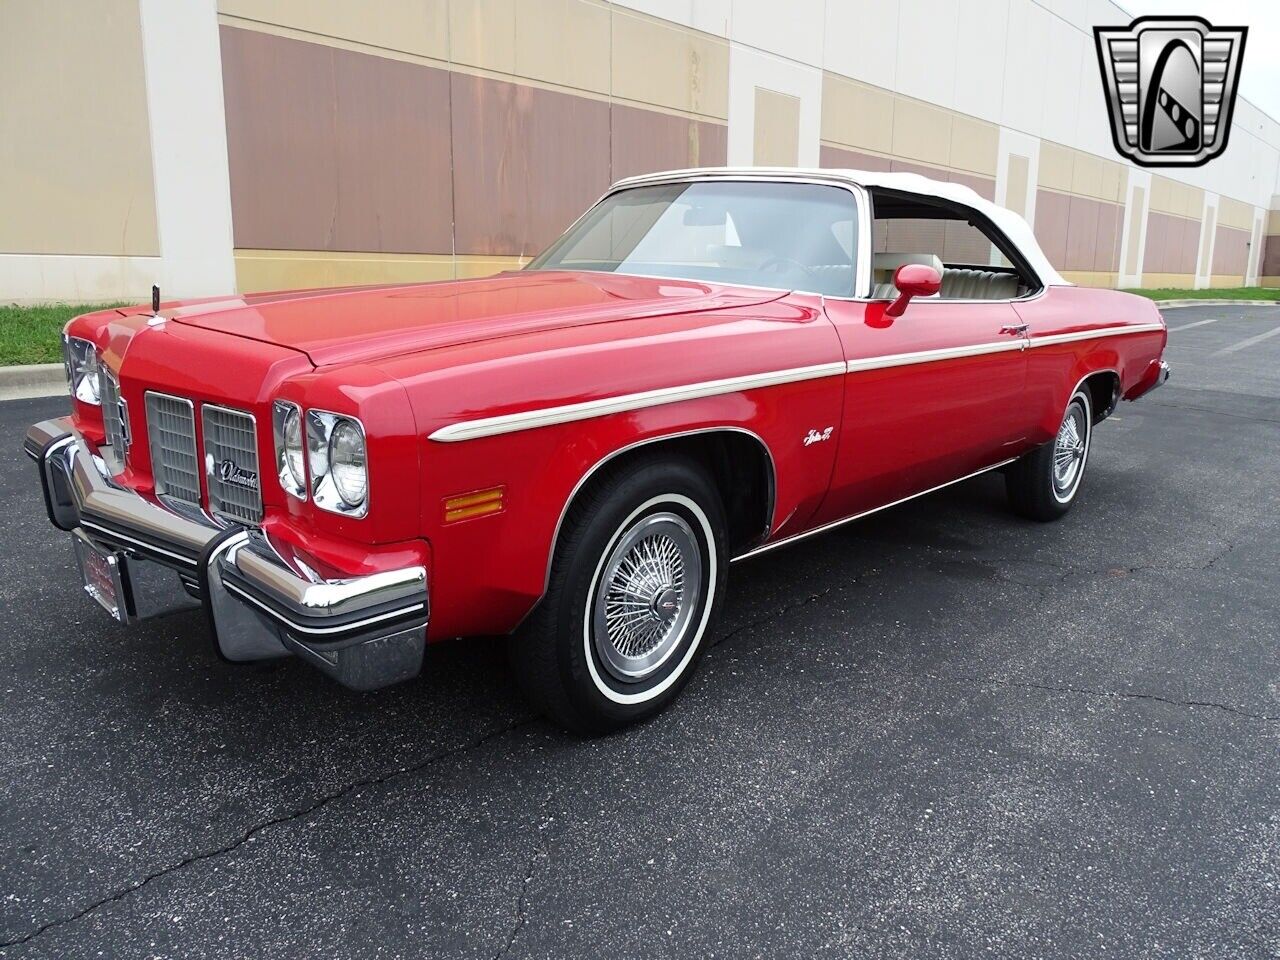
[869,190,1038,301]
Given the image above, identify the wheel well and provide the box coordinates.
[569,431,775,557]
[1081,371,1120,423]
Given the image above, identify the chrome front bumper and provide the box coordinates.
[24,418,429,691]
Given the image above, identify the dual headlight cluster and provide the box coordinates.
[63,335,103,405]
[273,401,369,518]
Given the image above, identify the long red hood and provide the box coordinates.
[141,271,783,367]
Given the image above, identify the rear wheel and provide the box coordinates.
[1006,386,1093,521]
[510,456,727,734]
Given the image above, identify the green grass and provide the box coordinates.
[0,303,129,366]
[1122,286,1280,302]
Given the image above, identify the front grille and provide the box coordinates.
[202,405,262,523]
[145,392,201,506]
[100,369,129,473]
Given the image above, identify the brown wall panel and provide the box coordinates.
[451,72,610,257]
[610,104,726,182]
[1093,201,1120,272]
[1063,196,1099,272]
[1034,190,1069,268]
[1144,211,1173,273]
[221,26,453,253]
[1264,235,1280,276]
[1211,224,1249,276]
[819,145,891,171]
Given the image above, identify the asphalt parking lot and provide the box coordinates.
[1,304,1277,959]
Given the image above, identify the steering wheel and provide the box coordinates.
[758,256,815,281]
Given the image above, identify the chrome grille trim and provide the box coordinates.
[202,404,262,524]
[100,369,129,475]
[144,392,201,506]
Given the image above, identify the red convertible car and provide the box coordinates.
[27,168,1169,732]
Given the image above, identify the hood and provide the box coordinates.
[160,271,786,367]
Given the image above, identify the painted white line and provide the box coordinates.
[1213,324,1280,356]
[1168,317,1221,333]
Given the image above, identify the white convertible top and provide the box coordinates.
[609,167,1069,288]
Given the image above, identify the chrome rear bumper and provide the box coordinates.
[25,418,428,691]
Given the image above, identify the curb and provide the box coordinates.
[0,363,66,402]
[1151,299,1280,308]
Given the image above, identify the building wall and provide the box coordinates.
[3,0,1280,301]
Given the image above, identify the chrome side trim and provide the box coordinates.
[731,456,1019,562]
[844,322,1166,373]
[428,362,845,442]
[847,339,1024,372]
[1026,322,1166,349]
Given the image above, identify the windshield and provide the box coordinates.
[527,181,859,296]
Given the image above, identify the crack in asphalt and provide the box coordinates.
[493,819,553,959]
[938,673,1279,723]
[0,716,535,952]
[1148,400,1280,425]
[712,588,836,649]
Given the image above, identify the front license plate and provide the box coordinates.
[72,531,127,623]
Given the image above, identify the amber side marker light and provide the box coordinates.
[443,486,505,523]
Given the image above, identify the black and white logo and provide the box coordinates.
[1094,16,1247,167]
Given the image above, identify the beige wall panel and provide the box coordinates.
[0,0,158,256]
[219,0,448,60]
[1005,155,1030,218]
[450,0,516,74]
[1097,160,1123,204]
[891,97,952,168]
[1140,272,1196,288]
[611,10,729,119]
[1070,153,1105,202]
[234,249,456,292]
[1261,276,1280,288]
[1208,274,1246,288]
[948,115,998,177]
[455,255,529,278]
[1178,182,1203,219]
[1268,211,1280,234]
[1037,142,1073,193]
[1217,197,1254,231]
[819,144,892,172]
[1060,271,1119,288]
[820,74,894,155]
[514,0,610,94]
[1149,175,1180,216]
[753,89,800,166]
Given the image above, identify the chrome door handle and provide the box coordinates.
[1000,323,1029,335]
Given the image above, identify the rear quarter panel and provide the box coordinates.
[1015,287,1167,442]
[374,295,846,640]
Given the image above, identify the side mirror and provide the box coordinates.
[885,264,941,317]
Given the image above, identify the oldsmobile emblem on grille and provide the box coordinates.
[217,459,259,490]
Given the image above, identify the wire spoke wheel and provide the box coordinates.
[1052,399,1089,501]
[591,512,702,684]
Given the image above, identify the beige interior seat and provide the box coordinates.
[940,267,1020,300]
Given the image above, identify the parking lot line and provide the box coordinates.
[1167,317,1221,333]
[1213,323,1280,356]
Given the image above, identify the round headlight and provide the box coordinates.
[282,407,306,489]
[328,419,367,508]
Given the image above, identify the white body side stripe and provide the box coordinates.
[428,323,1164,442]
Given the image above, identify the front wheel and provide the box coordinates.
[510,456,727,734]
[1005,386,1093,521]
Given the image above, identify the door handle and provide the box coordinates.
[1000,323,1029,336]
